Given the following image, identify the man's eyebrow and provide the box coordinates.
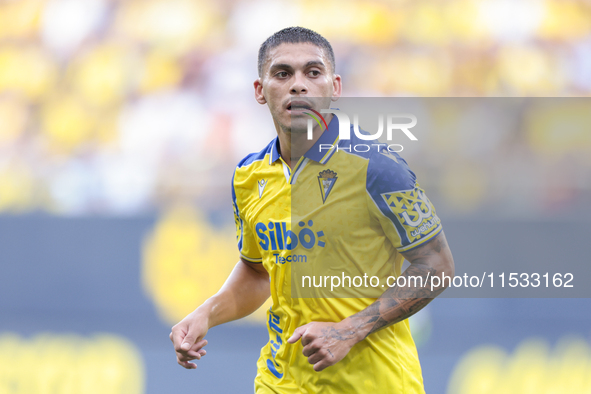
[268,60,327,73]
[268,63,294,73]
[304,60,326,69]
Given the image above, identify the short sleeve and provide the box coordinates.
[232,169,263,263]
[365,150,442,252]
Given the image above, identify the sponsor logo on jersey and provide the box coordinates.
[266,309,284,378]
[255,220,325,251]
[258,179,267,198]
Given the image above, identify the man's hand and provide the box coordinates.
[287,321,361,372]
[169,258,270,369]
[170,310,209,369]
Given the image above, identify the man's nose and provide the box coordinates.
[289,72,307,95]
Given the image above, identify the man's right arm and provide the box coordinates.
[170,257,270,369]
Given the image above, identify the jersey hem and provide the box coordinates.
[241,253,263,263]
[397,225,443,253]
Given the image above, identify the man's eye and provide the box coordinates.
[308,70,320,77]
[276,71,288,78]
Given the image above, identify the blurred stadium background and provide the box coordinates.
[0,0,590,393]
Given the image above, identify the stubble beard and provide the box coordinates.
[277,115,309,137]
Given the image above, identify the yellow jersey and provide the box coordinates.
[231,117,442,393]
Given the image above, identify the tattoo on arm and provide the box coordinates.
[320,326,357,341]
[352,233,450,338]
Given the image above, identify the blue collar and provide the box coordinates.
[269,115,340,164]
[269,137,280,164]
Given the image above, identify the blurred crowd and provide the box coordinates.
[0,0,590,217]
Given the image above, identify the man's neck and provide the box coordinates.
[276,114,332,169]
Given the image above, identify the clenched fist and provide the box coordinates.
[287,321,361,372]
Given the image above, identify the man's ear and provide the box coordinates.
[331,74,342,102]
[254,79,267,105]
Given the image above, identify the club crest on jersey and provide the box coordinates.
[258,179,268,199]
[318,170,337,203]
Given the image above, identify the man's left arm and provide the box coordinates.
[287,231,455,372]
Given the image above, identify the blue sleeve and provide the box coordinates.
[365,150,442,252]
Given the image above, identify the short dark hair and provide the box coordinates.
[257,27,335,77]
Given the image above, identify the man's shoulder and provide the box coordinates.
[364,146,416,195]
[232,138,279,209]
[232,138,278,195]
[235,138,277,170]
[336,133,416,194]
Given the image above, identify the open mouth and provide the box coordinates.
[287,101,313,113]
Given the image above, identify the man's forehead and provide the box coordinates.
[264,43,328,71]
